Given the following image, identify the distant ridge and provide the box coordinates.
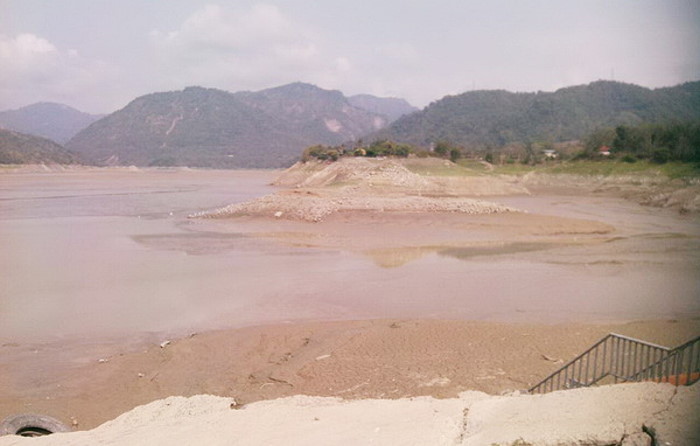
[348,95,418,122]
[56,80,700,168]
[67,83,412,168]
[371,80,700,148]
[0,102,103,144]
[0,128,83,164]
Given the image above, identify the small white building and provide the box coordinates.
[542,149,558,159]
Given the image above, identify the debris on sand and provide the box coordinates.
[191,158,524,222]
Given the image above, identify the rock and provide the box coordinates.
[621,432,652,446]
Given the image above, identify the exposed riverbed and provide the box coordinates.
[1,166,699,431]
[1,168,698,344]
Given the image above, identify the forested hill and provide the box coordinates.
[371,81,700,148]
[0,128,83,164]
[66,83,403,168]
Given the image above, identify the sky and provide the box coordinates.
[1,0,699,114]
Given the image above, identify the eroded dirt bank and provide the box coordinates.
[1,319,698,433]
[1,382,698,445]
[195,158,700,220]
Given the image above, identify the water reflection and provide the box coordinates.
[440,242,558,260]
[132,232,248,255]
[1,170,699,343]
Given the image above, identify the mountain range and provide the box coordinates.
[373,80,700,148]
[0,102,103,145]
[66,83,410,168]
[2,80,699,167]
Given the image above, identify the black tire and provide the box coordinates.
[0,414,70,437]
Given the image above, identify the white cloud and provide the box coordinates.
[334,57,351,72]
[0,33,56,57]
[0,33,116,112]
[3,1,697,113]
[165,4,294,50]
[0,33,58,80]
[148,3,330,91]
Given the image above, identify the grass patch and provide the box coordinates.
[656,162,700,179]
[403,159,482,177]
[550,160,700,178]
[490,160,700,180]
[545,160,662,176]
[490,163,536,175]
[400,158,700,181]
[455,159,491,172]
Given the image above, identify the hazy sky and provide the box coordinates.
[1,0,698,113]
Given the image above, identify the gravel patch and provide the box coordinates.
[193,193,520,222]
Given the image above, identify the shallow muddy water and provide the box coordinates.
[1,169,699,343]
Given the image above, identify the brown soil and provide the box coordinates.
[1,319,698,431]
[519,171,700,213]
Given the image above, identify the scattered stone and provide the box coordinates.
[190,158,524,222]
[540,353,563,363]
[621,431,652,446]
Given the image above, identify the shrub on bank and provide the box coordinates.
[300,140,463,162]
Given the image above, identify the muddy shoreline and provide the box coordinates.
[1,162,699,433]
[2,318,699,431]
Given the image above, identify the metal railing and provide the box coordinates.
[529,333,700,394]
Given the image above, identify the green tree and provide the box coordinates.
[523,142,539,165]
[651,147,670,164]
[434,141,450,158]
[584,127,616,157]
[613,126,649,155]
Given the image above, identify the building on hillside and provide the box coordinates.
[542,149,558,159]
[598,146,611,156]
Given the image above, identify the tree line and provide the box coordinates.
[583,121,700,163]
[301,121,700,166]
[301,140,462,162]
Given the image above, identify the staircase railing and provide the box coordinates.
[529,333,700,394]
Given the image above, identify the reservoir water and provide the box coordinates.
[1,168,699,343]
